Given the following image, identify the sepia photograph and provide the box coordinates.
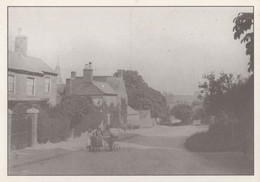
[6,6,254,176]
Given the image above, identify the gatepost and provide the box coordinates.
[27,108,39,147]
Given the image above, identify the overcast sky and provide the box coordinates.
[8,7,253,95]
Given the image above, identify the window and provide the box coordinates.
[26,77,35,95]
[8,75,14,93]
[44,77,51,93]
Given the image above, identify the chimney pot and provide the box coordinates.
[89,62,92,69]
[83,63,93,82]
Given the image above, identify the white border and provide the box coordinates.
[1,1,259,182]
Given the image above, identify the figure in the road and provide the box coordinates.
[86,129,92,151]
[90,130,97,152]
[95,126,103,151]
[103,127,118,151]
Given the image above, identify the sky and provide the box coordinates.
[8,7,253,95]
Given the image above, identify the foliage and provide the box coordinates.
[114,70,169,122]
[109,104,121,128]
[185,120,245,152]
[185,131,232,152]
[57,96,97,129]
[199,72,243,117]
[191,105,205,120]
[170,104,192,123]
[9,99,49,110]
[196,72,253,152]
[121,98,128,124]
[233,12,254,73]
[38,107,71,143]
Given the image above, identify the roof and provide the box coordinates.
[71,82,104,96]
[68,76,117,96]
[8,51,57,75]
[138,110,151,119]
[127,106,139,115]
[93,81,117,96]
[94,76,128,101]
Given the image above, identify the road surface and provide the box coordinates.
[9,125,253,175]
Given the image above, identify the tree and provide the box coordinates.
[58,96,102,136]
[114,70,169,122]
[233,12,254,73]
[199,72,241,116]
[170,104,192,123]
[191,105,205,120]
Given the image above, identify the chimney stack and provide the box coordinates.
[66,78,72,95]
[71,71,76,79]
[83,62,93,82]
[15,36,28,56]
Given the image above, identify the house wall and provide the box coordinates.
[92,96,103,107]
[103,95,118,107]
[8,71,57,106]
[127,114,139,126]
[139,110,154,128]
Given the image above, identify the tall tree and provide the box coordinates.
[170,104,192,123]
[114,70,169,121]
[233,12,254,73]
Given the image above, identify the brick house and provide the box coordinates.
[8,36,58,107]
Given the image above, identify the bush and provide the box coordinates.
[170,104,192,124]
[126,124,139,129]
[185,131,232,152]
[185,123,245,152]
[38,106,71,144]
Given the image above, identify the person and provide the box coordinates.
[95,127,103,151]
[106,128,114,151]
[90,130,97,152]
[86,129,92,151]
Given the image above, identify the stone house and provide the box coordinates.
[8,36,58,107]
[126,106,139,127]
[127,107,154,128]
[65,63,129,126]
[65,63,118,106]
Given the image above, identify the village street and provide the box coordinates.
[9,125,253,175]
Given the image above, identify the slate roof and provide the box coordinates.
[67,74,128,97]
[71,82,104,96]
[93,76,128,101]
[93,81,117,96]
[8,51,57,75]
[127,106,139,115]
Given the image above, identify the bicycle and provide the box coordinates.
[103,138,120,151]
